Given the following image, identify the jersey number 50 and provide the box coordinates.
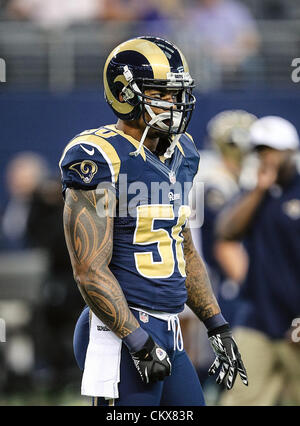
[133,204,191,279]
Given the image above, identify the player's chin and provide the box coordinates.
[148,126,168,139]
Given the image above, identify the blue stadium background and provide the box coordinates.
[1,88,300,203]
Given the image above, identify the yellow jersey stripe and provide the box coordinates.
[105,124,146,161]
[185,132,194,142]
[177,142,185,156]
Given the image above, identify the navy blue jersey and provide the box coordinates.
[60,124,200,313]
[234,173,300,338]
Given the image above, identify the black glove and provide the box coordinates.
[208,325,248,390]
[130,335,171,384]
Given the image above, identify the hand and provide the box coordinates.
[257,162,278,191]
[208,325,248,390]
[130,335,171,384]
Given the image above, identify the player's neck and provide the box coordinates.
[115,120,159,153]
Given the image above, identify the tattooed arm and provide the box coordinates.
[64,187,172,382]
[63,187,140,339]
[183,226,221,322]
[183,226,248,390]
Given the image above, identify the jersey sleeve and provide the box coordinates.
[59,141,120,194]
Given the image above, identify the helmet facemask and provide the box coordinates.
[120,66,196,157]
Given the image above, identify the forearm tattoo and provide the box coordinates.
[63,188,139,338]
[183,227,220,321]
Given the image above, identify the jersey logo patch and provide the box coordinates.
[139,312,149,323]
[156,348,167,361]
[169,171,176,184]
[69,160,98,184]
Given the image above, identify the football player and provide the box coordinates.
[199,110,257,321]
[216,116,300,406]
[59,36,248,406]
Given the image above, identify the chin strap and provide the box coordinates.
[129,124,151,157]
[129,112,169,157]
[129,108,183,158]
[164,134,181,159]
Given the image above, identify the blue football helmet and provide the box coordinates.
[103,36,195,138]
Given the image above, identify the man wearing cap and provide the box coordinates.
[216,116,300,406]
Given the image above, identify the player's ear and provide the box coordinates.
[119,93,124,102]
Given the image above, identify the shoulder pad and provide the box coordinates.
[177,132,200,180]
[59,133,121,191]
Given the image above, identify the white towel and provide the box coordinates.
[81,312,122,399]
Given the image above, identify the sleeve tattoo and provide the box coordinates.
[183,226,220,321]
[63,188,139,339]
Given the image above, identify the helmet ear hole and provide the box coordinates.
[122,85,141,107]
[117,82,140,108]
[115,82,125,101]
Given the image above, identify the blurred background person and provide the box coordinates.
[0,152,83,398]
[130,0,183,20]
[197,110,256,324]
[26,178,84,394]
[216,116,300,406]
[184,110,255,401]
[131,0,184,37]
[0,152,49,251]
[0,152,50,396]
[5,0,136,29]
[186,0,260,85]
